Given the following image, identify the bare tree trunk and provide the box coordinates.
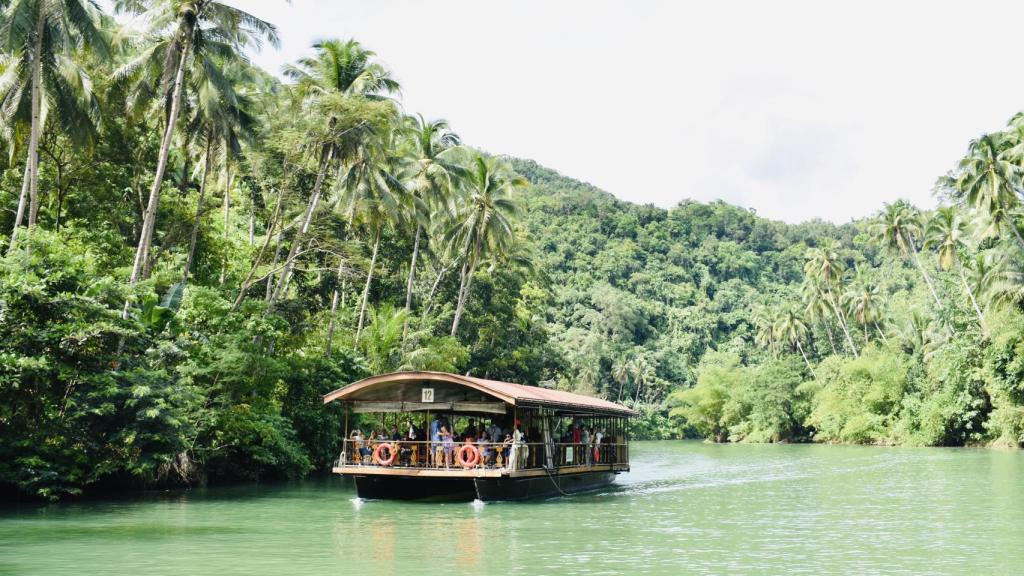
[8,161,30,251]
[265,232,283,302]
[248,211,255,246]
[405,224,422,312]
[128,34,192,287]
[182,136,213,285]
[355,224,381,342]
[958,263,985,324]
[25,13,45,229]
[796,340,815,376]
[422,261,451,320]
[823,320,837,355]
[267,145,334,314]
[905,233,943,309]
[828,289,858,356]
[451,234,484,337]
[873,321,889,344]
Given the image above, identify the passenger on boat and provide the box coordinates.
[390,425,402,442]
[582,426,592,465]
[500,434,513,467]
[488,422,502,445]
[463,419,477,441]
[429,415,441,466]
[351,429,370,463]
[479,431,493,467]
[441,424,455,468]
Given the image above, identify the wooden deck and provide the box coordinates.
[332,463,629,478]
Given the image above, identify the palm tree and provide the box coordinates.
[951,132,1024,247]
[180,58,255,285]
[338,133,410,343]
[844,272,886,345]
[115,0,277,288]
[445,153,526,336]
[774,305,815,376]
[282,39,399,354]
[871,200,944,310]
[628,356,655,404]
[804,240,858,355]
[403,114,463,313]
[751,305,778,355]
[800,278,837,355]
[925,206,984,324]
[611,360,630,403]
[1,0,107,245]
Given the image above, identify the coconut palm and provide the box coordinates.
[925,206,984,324]
[774,305,815,376]
[445,153,526,336]
[402,114,463,313]
[949,133,1024,247]
[180,57,255,285]
[844,272,886,345]
[800,278,837,355]
[115,0,277,288]
[338,132,411,343]
[628,355,655,404]
[871,200,944,311]
[751,305,778,355]
[283,39,400,354]
[804,240,858,355]
[611,360,630,403]
[1,0,107,246]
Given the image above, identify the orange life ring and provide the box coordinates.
[457,444,480,469]
[373,443,397,466]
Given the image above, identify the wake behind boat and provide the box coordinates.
[323,371,635,501]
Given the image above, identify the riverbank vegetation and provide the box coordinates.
[1,2,1022,500]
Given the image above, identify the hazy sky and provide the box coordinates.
[230,0,1024,223]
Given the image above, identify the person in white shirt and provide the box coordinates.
[593,428,604,463]
[581,426,591,465]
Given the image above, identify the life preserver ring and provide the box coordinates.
[457,444,480,469]
[373,443,397,466]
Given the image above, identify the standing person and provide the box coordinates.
[429,414,441,466]
[593,427,604,463]
[512,422,526,470]
[582,426,592,465]
[441,424,455,468]
[572,423,582,464]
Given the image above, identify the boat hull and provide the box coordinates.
[474,470,618,501]
[351,470,618,501]
[353,474,476,501]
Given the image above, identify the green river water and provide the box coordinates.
[1,441,1022,575]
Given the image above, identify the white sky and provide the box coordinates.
[228,0,1024,223]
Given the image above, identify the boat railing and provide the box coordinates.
[337,439,628,471]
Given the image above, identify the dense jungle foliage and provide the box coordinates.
[1,1,1023,500]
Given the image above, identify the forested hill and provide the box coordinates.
[507,157,849,416]
[510,156,1024,447]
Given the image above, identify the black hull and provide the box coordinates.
[353,475,476,501]
[352,470,619,501]
[474,471,618,501]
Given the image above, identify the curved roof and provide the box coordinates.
[323,371,636,416]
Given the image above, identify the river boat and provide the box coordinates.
[323,371,635,501]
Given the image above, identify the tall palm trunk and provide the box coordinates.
[422,261,451,320]
[8,161,30,251]
[182,136,213,284]
[822,320,837,355]
[355,223,382,342]
[25,12,45,228]
[904,233,942,309]
[129,33,192,286]
[796,340,816,377]
[219,164,232,285]
[405,224,422,312]
[232,189,283,311]
[827,289,858,356]
[450,237,482,337]
[267,144,334,314]
[873,321,889,344]
[957,263,985,324]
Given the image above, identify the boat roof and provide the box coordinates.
[322,371,637,417]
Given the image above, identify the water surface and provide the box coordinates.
[1,442,1021,575]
